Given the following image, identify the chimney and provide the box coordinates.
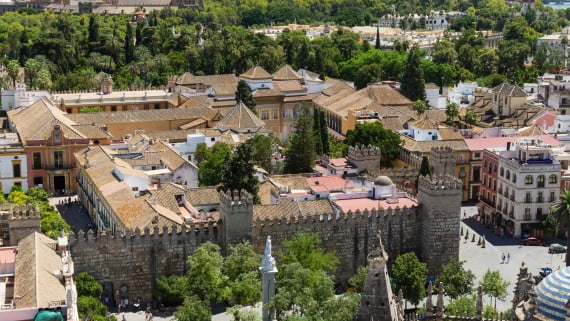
[100,76,113,95]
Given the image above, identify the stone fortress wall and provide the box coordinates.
[6,147,463,303]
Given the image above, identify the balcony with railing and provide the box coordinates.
[525,197,532,204]
[510,194,515,201]
[537,197,544,203]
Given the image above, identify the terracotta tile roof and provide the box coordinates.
[253,199,334,220]
[8,98,87,144]
[268,175,312,190]
[123,141,195,171]
[307,176,353,192]
[66,107,219,127]
[438,128,464,140]
[179,117,208,130]
[273,65,302,81]
[492,83,527,97]
[176,72,238,86]
[74,146,183,230]
[241,65,273,80]
[217,102,265,131]
[14,232,66,308]
[185,187,220,206]
[72,124,111,139]
[335,197,418,213]
[360,84,413,106]
[252,88,283,97]
[273,80,306,93]
[400,135,469,153]
[409,116,438,130]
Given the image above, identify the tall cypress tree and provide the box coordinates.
[88,15,99,51]
[284,107,316,174]
[125,22,135,64]
[319,110,330,155]
[375,25,381,49]
[313,109,323,155]
[235,80,256,113]
[400,44,426,102]
[416,156,432,188]
[220,143,260,204]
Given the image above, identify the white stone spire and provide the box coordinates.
[260,236,277,321]
[261,236,277,273]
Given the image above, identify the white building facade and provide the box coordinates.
[496,138,561,238]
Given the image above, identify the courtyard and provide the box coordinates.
[459,206,566,311]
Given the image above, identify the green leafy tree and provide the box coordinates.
[355,63,383,89]
[198,142,232,186]
[413,100,428,116]
[445,103,459,125]
[220,142,260,204]
[344,122,401,167]
[480,269,509,309]
[193,143,208,164]
[27,187,49,203]
[541,213,558,237]
[155,275,188,307]
[78,296,116,321]
[88,15,99,51]
[244,134,278,172]
[318,109,330,155]
[174,296,211,321]
[224,242,262,305]
[432,38,458,65]
[400,44,426,102]
[549,189,570,266]
[75,272,103,298]
[8,190,29,205]
[348,265,368,293]
[280,232,338,273]
[284,107,316,174]
[392,252,428,306]
[436,259,476,300]
[236,80,256,113]
[464,110,478,125]
[445,295,476,317]
[6,60,20,88]
[186,242,230,305]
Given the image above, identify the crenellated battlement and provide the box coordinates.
[347,144,382,173]
[348,145,381,157]
[8,204,41,220]
[70,222,218,244]
[219,189,254,208]
[418,175,462,191]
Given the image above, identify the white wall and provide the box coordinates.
[0,154,28,194]
[1,85,51,110]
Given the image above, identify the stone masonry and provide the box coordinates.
[60,148,463,304]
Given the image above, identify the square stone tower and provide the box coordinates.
[8,205,41,246]
[417,175,462,276]
[219,190,254,253]
[347,145,381,173]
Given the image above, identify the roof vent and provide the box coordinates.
[314,181,319,185]
[386,198,399,204]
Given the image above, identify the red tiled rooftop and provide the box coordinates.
[465,135,562,151]
[0,247,17,275]
[307,176,352,192]
[329,158,349,168]
[335,197,418,213]
[533,112,556,130]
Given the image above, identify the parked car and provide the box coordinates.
[521,237,543,246]
[548,243,567,254]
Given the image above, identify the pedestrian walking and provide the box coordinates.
[122,315,126,321]
[463,211,466,218]
[501,253,505,263]
[507,253,510,263]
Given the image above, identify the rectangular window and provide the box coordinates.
[525,192,531,203]
[12,162,20,178]
[273,110,279,119]
[283,111,291,119]
[54,151,64,169]
[550,191,556,202]
[33,176,43,186]
[261,111,269,120]
[33,152,42,170]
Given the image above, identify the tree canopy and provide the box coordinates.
[435,259,476,300]
[392,252,428,306]
[345,122,401,167]
[284,106,317,174]
[220,142,260,204]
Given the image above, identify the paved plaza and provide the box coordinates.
[459,206,566,311]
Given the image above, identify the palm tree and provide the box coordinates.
[413,100,428,116]
[549,189,570,267]
[445,102,459,125]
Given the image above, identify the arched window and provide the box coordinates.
[500,167,504,176]
[537,175,545,187]
[506,170,510,179]
[512,174,517,183]
[525,175,533,185]
[549,175,558,184]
